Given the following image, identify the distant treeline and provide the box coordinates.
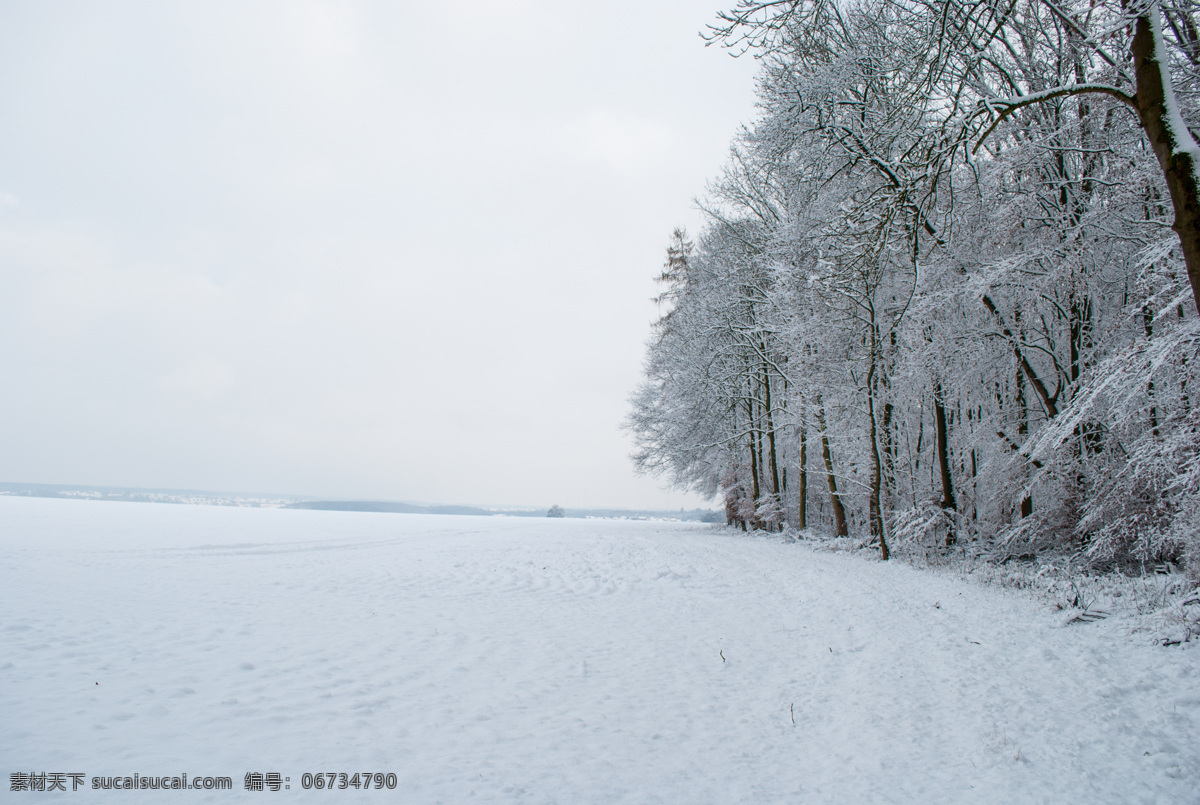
[0,482,289,507]
[0,482,720,522]
[284,501,494,517]
[285,500,721,521]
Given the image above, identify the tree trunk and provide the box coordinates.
[759,360,781,532]
[881,330,898,512]
[762,363,781,502]
[1144,305,1159,434]
[934,382,957,546]
[881,399,895,512]
[816,405,848,538]
[797,425,808,531]
[1132,4,1200,315]
[1016,366,1032,519]
[866,362,889,559]
[933,384,956,513]
[748,399,761,509]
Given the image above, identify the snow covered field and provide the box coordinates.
[2,495,1198,803]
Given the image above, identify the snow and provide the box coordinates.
[2,495,1198,802]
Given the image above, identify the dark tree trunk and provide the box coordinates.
[1016,365,1033,519]
[934,385,957,513]
[816,405,848,538]
[1145,305,1159,434]
[1132,7,1200,315]
[866,362,889,560]
[881,400,895,510]
[797,425,808,531]
[748,400,761,508]
[762,364,781,501]
[934,382,957,547]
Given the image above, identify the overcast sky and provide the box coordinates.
[0,0,758,510]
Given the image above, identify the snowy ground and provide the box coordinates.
[2,496,1198,803]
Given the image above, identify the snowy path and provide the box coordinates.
[2,496,1198,803]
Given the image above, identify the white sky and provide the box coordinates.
[0,0,758,510]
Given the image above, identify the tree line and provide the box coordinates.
[628,0,1200,571]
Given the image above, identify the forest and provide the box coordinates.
[628,0,1200,573]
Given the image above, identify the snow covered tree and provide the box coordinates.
[630,0,1200,575]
